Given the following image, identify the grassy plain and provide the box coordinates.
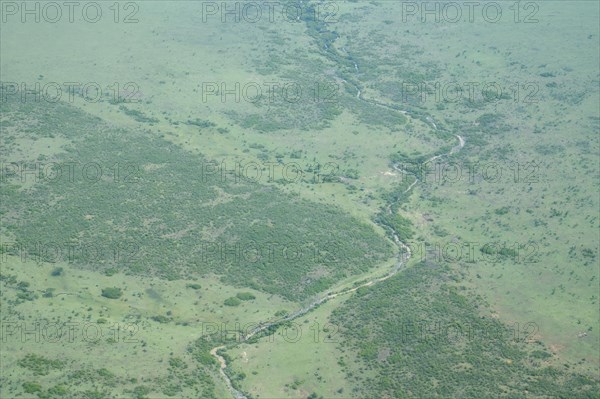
[1,0,598,398]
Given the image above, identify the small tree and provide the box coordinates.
[101,287,123,299]
[22,382,42,393]
[186,283,201,290]
[224,297,241,306]
[236,292,256,301]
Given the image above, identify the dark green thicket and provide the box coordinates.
[0,97,393,302]
[330,265,599,398]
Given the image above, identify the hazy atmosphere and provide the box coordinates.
[1,1,599,398]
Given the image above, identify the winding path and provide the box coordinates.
[210,135,465,399]
[395,133,465,194]
[209,57,466,399]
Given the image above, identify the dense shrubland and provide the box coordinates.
[330,264,600,398]
[0,97,393,302]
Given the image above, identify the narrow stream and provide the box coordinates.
[209,128,465,399]
[210,47,466,399]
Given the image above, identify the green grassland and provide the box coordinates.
[376,1,600,371]
[325,264,599,398]
[217,1,599,397]
[1,253,298,398]
[0,88,398,397]
[225,295,357,399]
[308,0,600,366]
[0,97,394,302]
[0,0,449,224]
[1,0,599,398]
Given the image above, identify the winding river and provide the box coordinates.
[209,104,464,399]
[210,50,465,398]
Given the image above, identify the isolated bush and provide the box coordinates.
[151,315,170,323]
[236,292,256,301]
[101,287,123,299]
[224,297,241,306]
[22,382,42,393]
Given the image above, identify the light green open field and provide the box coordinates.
[1,1,598,398]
